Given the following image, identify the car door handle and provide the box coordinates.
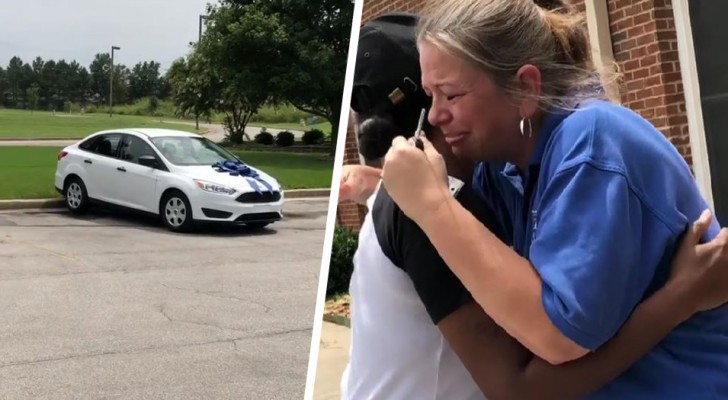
[84,159,92,164]
[117,167,126,172]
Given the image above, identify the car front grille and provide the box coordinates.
[235,191,281,204]
[234,212,282,223]
[201,208,233,219]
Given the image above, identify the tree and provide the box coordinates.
[88,53,129,107]
[197,3,288,143]
[89,53,111,104]
[148,95,160,115]
[40,60,58,109]
[0,67,6,107]
[68,61,91,105]
[211,0,355,153]
[26,84,40,112]
[129,61,162,102]
[273,0,354,154]
[157,75,172,100]
[166,56,216,130]
[6,57,25,107]
[112,64,131,105]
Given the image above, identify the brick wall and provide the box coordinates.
[336,114,368,231]
[607,0,691,164]
[335,0,427,232]
[337,0,691,230]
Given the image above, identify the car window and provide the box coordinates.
[150,136,238,166]
[119,135,158,165]
[87,134,122,158]
[79,136,100,151]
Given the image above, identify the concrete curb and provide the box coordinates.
[0,188,331,211]
[0,198,65,210]
[285,189,331,199]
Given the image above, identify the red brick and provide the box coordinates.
[624,59,640,71]
[626,4,644,18]
[651,116,668,127]
[656,106,670,117]
[634,67,650,79]
[637,87,654,99]
[663,72,683,84]
[633,10,652,25]
[654,8,674,20]
[644,75,663,87]
[661,50,679,62]
[640,54,659,67]
[630,45,649,59]
[645,96,664,108]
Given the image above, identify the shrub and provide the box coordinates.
[255,131,274,145]
[276,130,295,147]
[302,128,326,145]
[327,225,358,297]
[148,96,160,115]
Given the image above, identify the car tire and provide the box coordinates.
[160,190,195,233]
[64,177,89,214]
[245,222,271,230]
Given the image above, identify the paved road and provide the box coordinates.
[0,198,328,399]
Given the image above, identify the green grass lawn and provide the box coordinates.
[0,147,62,199]
[0,108,332,139]
[232,151,333,189]
[0,109,204,139]
[0,147,332,200]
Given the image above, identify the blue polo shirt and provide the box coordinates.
[473,99,728,398]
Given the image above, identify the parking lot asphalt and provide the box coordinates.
[0,198,329,399]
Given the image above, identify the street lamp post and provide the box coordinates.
[109,45,120,117]
[199,15,207,42]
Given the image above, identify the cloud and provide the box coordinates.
[0,0,216,71]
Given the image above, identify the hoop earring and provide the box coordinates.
[519,118,533,138]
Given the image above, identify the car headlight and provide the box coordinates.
[194,180,237,195]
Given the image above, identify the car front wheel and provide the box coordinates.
[65,177,89,214]
[160,191,194,232]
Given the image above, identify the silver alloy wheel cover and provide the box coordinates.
[67,183,82,209]
[164,197,187,227]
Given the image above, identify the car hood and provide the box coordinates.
[176,164,282,193]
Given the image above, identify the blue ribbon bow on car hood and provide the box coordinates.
[212,160,274,194]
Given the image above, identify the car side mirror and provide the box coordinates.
[138,155,158,168]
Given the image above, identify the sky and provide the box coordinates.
[0,0,218,73]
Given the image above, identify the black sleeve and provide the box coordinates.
[397,184,506,324]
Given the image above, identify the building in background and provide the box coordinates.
[337,0,728,231]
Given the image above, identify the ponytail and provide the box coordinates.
[537,2,591,69]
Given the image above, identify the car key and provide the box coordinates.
[413,108,426,150]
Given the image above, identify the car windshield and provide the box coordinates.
[150,136,239,166]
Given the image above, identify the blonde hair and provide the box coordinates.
[417,0,619,111]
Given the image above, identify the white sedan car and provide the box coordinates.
[55,128,284,232]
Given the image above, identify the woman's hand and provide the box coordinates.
[381,136,451,223]
[668,209,728,313]
[338,164,383,206]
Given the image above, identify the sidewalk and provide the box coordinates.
[312,321,351,400]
